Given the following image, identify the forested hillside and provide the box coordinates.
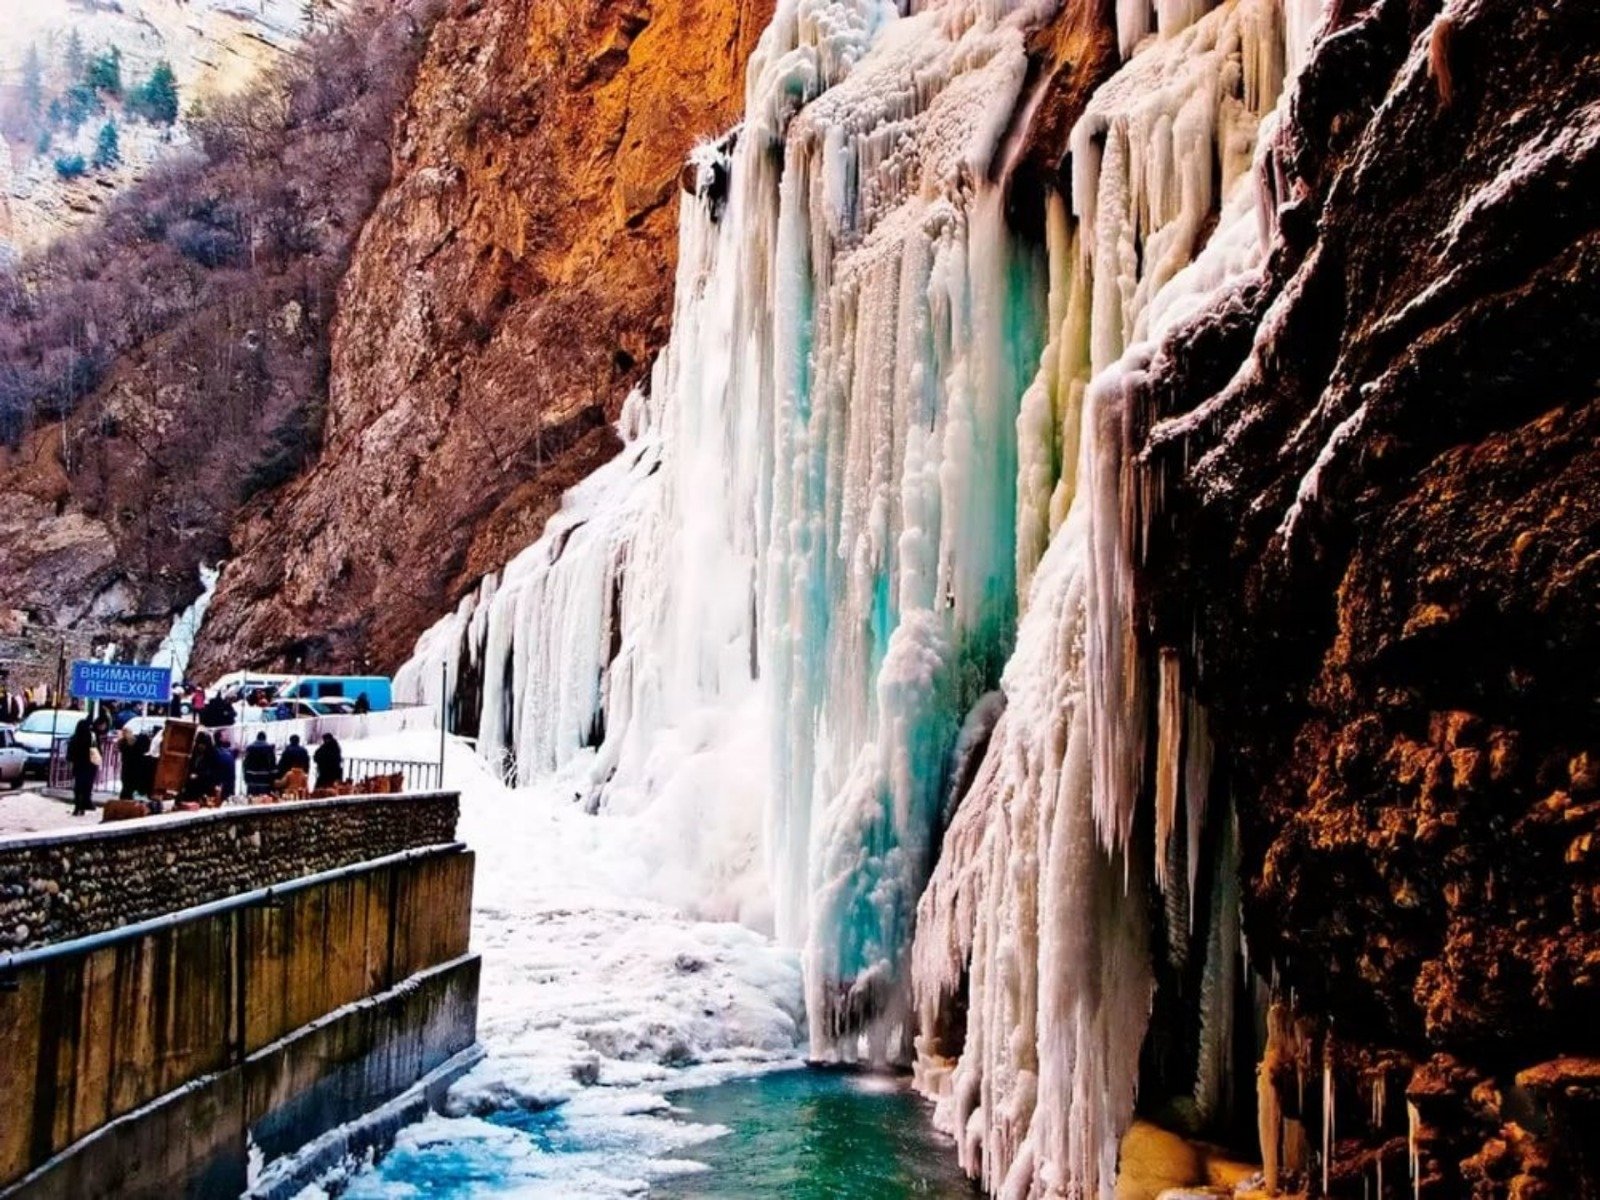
[0,0,439,660]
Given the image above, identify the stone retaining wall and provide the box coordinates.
[0,792,460,952]
[0,833,478,1197]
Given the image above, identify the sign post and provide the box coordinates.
[70,661,173,705]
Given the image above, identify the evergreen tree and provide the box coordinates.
[64,29,85,81]
[85,48,122,97]
[53,152,86,179]
[59,82,100,134]
[92,120,120,169]
[130,61,179,125]
[21,45,43,118]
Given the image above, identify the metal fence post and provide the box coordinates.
[438,661,447,788]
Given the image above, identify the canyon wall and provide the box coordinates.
[1135,0,1599,1191]
[0,2,438,677]
[194,0,774,675]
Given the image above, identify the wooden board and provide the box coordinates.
[152,720,197,796]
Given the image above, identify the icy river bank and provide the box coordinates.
[292,735,965,1198]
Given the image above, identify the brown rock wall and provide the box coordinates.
[195,0,773,675]
[1133,0,1600,1190]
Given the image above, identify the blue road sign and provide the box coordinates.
[70,661,173,704]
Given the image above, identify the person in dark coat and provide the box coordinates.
[211,735,237,800]
[117,726,136,800]
[129,730,154,797]
[313,733,343,790]
[185,732,215,801]
[66,716,105,816]
[278,734,310,776]
[199,694,237,730]
[352,692,371,715]
[242,732,278,796]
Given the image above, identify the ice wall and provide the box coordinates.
[400,0,1327,1189]
[910,0,1325,1196]
[401,0,1065,1056]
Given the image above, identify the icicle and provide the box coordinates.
[1183,696,1212,921]
[1373,1072,1388,1196]
[1408,1101,1422,1200]
[1323,1044,1335,1196]
[913,505,1153,1200]
[1258,1000,1290,1195]
[1154,649,1182,889]
[1193,804,1240,1125]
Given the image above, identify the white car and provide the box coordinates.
[0,727,27,789]
[12,709,86,778]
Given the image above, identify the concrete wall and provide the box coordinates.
[0,801,478,1199]
[0,792,460,951]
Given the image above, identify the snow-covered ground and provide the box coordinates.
[0,788,86,838]
[294,732,805,1197]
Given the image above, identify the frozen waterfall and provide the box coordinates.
[150,563,220,681]
[398,0,1329,1194]
[403,0,1056,1060]
[911,0,1327,1196]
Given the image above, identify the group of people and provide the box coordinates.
[62,715,346,813]
[183,730,344,802]
[1,690,29,723]
[239,731,345,795]
[2,685,75,723]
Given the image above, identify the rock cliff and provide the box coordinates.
[194,0,774,675]
[0,2,436,679]
[1134,0,1599,1191]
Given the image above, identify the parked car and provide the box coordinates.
[13,709,85,778]
[274,697,355,720]
[277,675,392,712]
[0,727,27,789]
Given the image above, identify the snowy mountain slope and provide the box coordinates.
[0,0,317,256]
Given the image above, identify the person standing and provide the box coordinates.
[117,725,139,800]
[211,735,238,801]
[185,731,215,801]
[242,732,278,796]
[129,729,154,798]
[279,734,310,776]
[313,732,343,790]
[66,716,105,816]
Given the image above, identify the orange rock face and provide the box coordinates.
[195,0,773,674]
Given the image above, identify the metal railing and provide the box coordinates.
[342,758,443,793]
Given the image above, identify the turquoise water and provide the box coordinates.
[339,1068,976,1198]
[655,1069,979,1198]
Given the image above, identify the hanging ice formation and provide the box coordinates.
[399,0,1327,1192]
[402,0,1056,1057]
[151,563,220,681]
[909,0,1328,1195]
